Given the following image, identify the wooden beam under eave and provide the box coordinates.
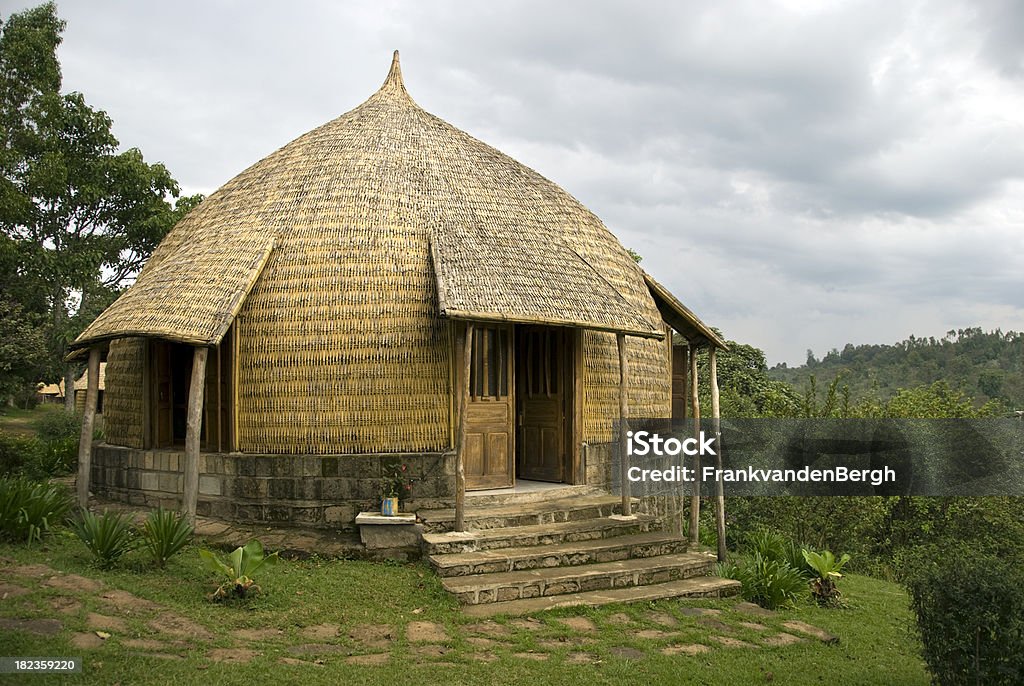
[710,347,727,562]
[689,342,701,545]
[183,346,209,526]
[76,347,101,508]
[454,323,474,532]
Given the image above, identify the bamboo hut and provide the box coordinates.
[69,52,726,530]
[73,363,106,414]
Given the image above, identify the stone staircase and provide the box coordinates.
[418,488,741,617]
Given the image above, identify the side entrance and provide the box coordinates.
[461,324,580,490]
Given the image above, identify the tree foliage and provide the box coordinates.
[0,3,200,403]
[772,328,1024,412]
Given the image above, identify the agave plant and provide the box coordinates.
[0,477,72,544]
[803,548,851,606]
[140,508,193,568]
[717,553,808,609]
[200,540,279,600]
[71,509,137,567]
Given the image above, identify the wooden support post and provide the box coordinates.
[710,347,727,562]
[76,347,101,509]
[617,333,632,517]
[183,346,209,525]
[455,323,473,532]
[216,344,222,453]
[689,342,701,545]
[142,341,152,449]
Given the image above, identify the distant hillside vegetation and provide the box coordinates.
[768,328,1024,411]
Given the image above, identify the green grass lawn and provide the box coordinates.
[0,406,50,437]
[0,529,929,685]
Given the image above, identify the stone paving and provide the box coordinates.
[0,557,838,668]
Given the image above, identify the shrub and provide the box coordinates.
[26,409,81,479]
[904,548,1024,685]
[71,509,137,567]
[141,508,193,568]
[0,476,72,543]
[24,436,78,480]
[32,408,81,443]
[0,431,38,477]
[717,553,808,609]
[742,528,814,577]
[727,496,889,567]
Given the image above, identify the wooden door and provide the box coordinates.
[151,340,196,448]
[517,327,566,482]
[672,343,689,420]
[464,325,514,489]
[153,341,172,447]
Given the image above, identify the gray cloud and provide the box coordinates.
[10,0,1022,364]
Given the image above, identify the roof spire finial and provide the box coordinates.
[379,49,407,96]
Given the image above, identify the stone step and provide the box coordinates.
[465,484,601,507]
[462,576,742,617]
[416,494,636,533]
[429,532,689,577]
[442,551,717,605]
[421,513,659,555]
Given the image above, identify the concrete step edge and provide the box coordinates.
[441,551,717,593]
[429,532,688,574]
[461,576,743,617]
[421,514,659,554]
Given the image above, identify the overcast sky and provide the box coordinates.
[9,0,1024,366]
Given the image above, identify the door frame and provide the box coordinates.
[513,325,582,485]
[458,323,515,490]
[455,322,584,489]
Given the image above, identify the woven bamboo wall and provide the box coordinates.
[102,338,146,449]
[582,330,671,444]
[235,234,452,454]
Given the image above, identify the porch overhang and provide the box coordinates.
[642,270,728,350]
[429,228,664,340]
[67,235,276,359]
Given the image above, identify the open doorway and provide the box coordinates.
[150,331,232,450]
[515,326,576,484]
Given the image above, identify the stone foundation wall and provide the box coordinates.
[89,444,455,531]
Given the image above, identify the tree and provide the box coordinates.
[0,3,200,407]
[693,336,801,418]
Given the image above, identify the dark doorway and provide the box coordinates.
[516,327,572,483]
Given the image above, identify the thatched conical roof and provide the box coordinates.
[72,51,668,353]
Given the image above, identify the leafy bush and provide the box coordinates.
[904,548,1024,685]
[0,476,72,543]
[728,496,889,566]
[200,540,279,600]
[24,436,77,480]
[728,495,1024,577]
[0,431,38,477]
[32,408,81,443]
[71,509,137,567]
[141,507,193,568]
[27,409,81,479]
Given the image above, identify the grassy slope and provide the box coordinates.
[0,531,928,686]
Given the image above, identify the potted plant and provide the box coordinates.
[379,463,414,516]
